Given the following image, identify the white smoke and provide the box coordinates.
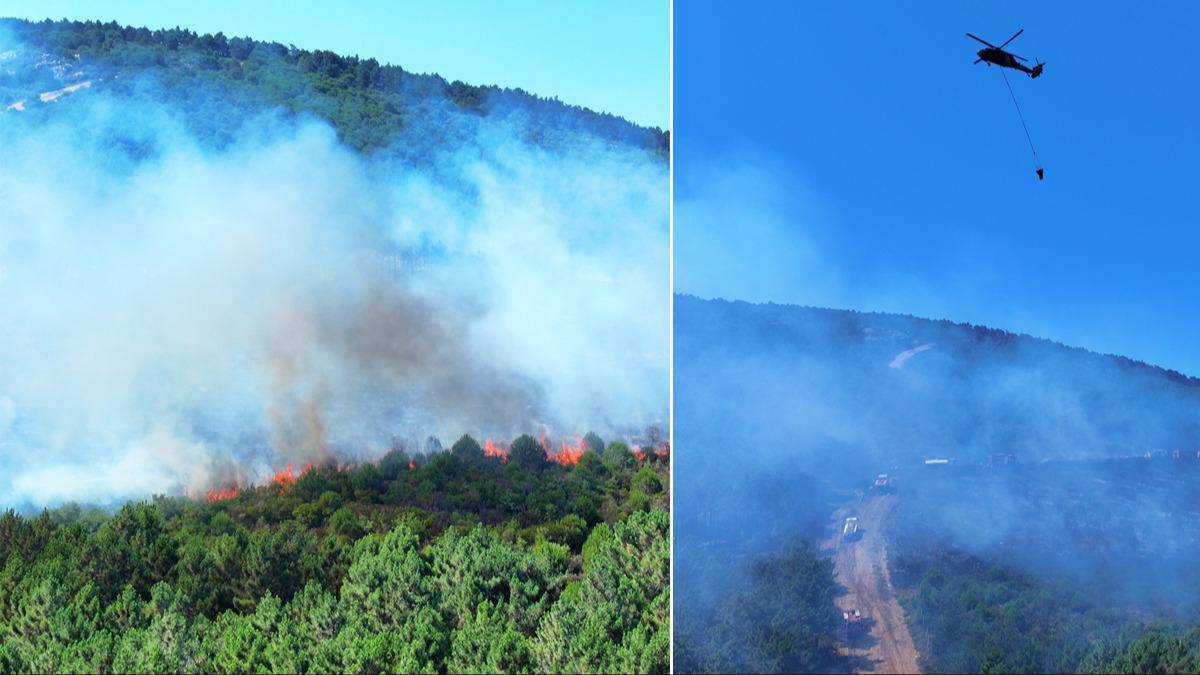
[0,86,667,506]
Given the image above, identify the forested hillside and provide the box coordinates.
[0,14,668,674]
[0,435,670,673]
[674,295,1200,673]
[675,295,1200,477]
[0,18,669,158]
[674,543,846,674]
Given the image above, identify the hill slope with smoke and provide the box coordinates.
[675,295,1200,672]
[676,294,1200,475]
[0,20,668,508]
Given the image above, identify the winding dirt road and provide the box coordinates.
[824,493,921,674]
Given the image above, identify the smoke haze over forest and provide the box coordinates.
[0,20,668,508]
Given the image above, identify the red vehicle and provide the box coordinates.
[843,609,866,635]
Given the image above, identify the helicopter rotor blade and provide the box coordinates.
[998,28,1024,49]
[965,32,997,48]
[1013,54,1028,62]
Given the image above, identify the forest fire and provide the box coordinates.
[485,438,509,461]
[206,460,319,502]
[205,485,240,503]
[273,463,295,485]
[633,442,670,462]
[550,437,588,465]
[271,461,314,486]
[200,432,662,504]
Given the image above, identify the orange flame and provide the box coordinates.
[484,438,509,461]
[205,485,239,502]
[550,437,587,466]
[632,442,670,462]
[273,462,297,486]
[408,458,416,471]
[200,459,318,503]
[271,461,316,486]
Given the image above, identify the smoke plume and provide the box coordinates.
[0,45,667,507]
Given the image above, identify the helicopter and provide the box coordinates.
[966,29,1044,79]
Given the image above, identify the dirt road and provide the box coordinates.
[824,493,921,674]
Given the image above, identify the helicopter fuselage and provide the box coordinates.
[977,48,1042,78]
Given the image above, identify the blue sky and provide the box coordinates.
[1,0,668,129]
[676,1,1200,375]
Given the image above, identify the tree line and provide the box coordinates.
[0,433,669,673]
[1,18,669,158]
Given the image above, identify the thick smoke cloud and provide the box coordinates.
[674,157,1200,636]
[0,59,667,507]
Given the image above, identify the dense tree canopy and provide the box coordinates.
[892,545,1200,675]
[675,542,844,674]
[0,18,669,159]
[0,435,669,673]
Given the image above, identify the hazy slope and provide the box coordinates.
[0,20,668,509]
[675,295,1200,672]
[676,294,1200,474]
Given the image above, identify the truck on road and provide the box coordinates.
[872,473,894,493]
[843,516,861,541]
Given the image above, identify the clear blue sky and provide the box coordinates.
[2,0,668,129]
[676,1,1200,375]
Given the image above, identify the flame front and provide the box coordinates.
[632,442,670,462]
[272,462,296,486]
[550,437,588,466]
[198,434,661,502]
[272,461,315,486]
[484,438,509,461]
[206,485,239,502]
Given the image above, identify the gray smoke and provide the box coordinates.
[0,45,667,506]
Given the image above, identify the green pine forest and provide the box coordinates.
[0,18,669,158]
[0,435,669,673]
[676,536,1200,674]
[1,18,669,674]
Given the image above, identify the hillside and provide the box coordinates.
[0,18,669,158]
[0,15,668,674]
[674,295,1200,673]
[676,294,1200,474]
[0,435,670,673]
[0,16,669,511]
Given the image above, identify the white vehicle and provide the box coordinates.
[872,473,894,492]
[843,517,860,540]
